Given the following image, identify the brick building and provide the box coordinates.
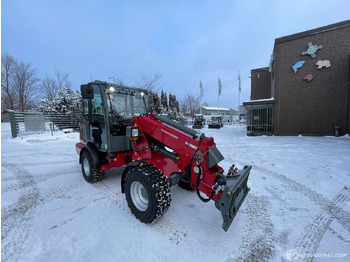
[244,20,350,136]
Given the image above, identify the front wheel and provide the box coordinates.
[81,150,104,183]
[125,165,171,223]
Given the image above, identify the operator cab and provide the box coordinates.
[208,115,224,129]
[81,81,147,154]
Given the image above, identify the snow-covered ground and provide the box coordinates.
[1,122,350,262]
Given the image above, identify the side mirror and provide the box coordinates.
[81,84,94,99]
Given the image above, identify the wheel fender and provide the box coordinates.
[121,160,150,194]
[80,144,101,170]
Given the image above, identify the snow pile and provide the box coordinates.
[1,123,350,261]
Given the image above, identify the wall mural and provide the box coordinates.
[302,42,323,58]
[292,61,305,73]
[304,74,313,82]
[316,60,331,69]
[291,42,331,82]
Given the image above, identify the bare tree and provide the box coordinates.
[1,54,17,111]
[134,71,163,114]
[13,61,40,112]
[181,92,201,116]
[54,69,72,89]
[41,70,72,102]
[134,71,163,93]
[41,76,58,102]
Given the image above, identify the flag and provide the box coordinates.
[200,79,203,97]
[218,76,222,95]
[238,72,241,92]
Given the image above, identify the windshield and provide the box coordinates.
[107,92,146,117]
[211,117,220,124]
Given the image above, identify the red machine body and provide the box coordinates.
[76,82,251,231]
[131,114,223,201]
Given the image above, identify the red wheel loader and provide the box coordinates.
[76,81,252,231]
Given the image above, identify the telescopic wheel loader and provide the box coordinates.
[192,114,205,129]
[76,81,252,231]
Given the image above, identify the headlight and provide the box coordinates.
[131,127,139,138]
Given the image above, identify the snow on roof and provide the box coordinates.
[248,97,275,103]
[202,106,231,111]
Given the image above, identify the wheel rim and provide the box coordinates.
[130,181,148,211]
[83,157,90,176]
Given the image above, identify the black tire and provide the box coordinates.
[81,150,105,183]
[125,165,171,223]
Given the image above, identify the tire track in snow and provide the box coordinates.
[294,187,350,262]
[92,180,126,207]
[37,179,82,203]
[227,194,275,262]
[150,217,188,245]
[2,164,80,194]
[1,162,83,261]
[328,227,350,244]
[92,179,188,245]
[1,162,38,192]
[1,163,40,262]
[231,160,350,234]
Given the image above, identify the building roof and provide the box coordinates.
[275,19,350,44]
[251,67,270,73]
[243,98,275,106]
[201,106,231,111]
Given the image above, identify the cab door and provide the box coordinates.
[81,84,107,151]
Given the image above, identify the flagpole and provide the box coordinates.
[218,76,220,115]
[200,79,203,114]
[238,71,241,108]
[218,95,219,115]
[238,71,241,121]
[218,87,219,115]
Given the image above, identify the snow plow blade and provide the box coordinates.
[215,165,252,231]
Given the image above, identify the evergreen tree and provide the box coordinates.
[165,92,168,111]
[172,94,180,113]
[169,93,174,112]
[147,91,161,114]
[175,99,180,113]
[160,90,168,113]
[39,86,82,115]
[168,93,172,112]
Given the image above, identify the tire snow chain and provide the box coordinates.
[130,165,172,220]
[92,170,105,182]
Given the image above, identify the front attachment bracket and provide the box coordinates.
[215,165,252,231]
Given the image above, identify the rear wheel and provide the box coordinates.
[125,165,171,223]
[81,150,105,183]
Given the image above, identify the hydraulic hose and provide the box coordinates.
[195,165,215,203]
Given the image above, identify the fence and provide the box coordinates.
[245,104,274,135]
[45,112,82,130]
[7,110,82,138]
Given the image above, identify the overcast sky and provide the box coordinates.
[2,0,350,109]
